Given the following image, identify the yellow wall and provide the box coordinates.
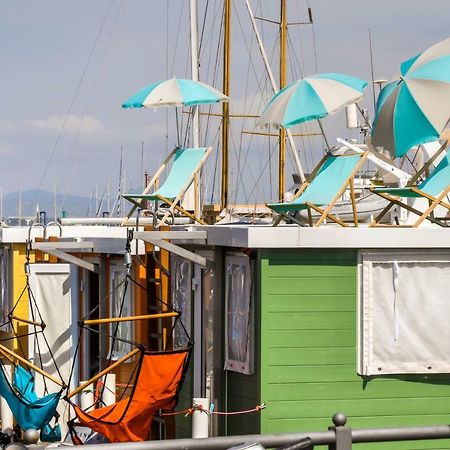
[11,243,34,355]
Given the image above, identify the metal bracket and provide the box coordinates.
[134,232,212,268]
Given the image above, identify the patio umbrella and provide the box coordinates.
[257,73,368,129]
[122,78,228,108]
[371,37,450,158]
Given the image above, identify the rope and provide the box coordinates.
[160,402,266,417]
[30,0,117,216]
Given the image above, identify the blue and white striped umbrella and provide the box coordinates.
[257,73,368,129]
[372,37,450,158]
[122,78,228,108]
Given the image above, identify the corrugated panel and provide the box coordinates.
[260,248,450,449]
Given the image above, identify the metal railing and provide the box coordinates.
[80,413,450,450]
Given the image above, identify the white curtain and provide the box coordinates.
[30,264,79,437]
[360,251,450,375]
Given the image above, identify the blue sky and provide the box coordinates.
[1,0,450,212]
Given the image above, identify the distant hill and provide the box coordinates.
[2,189,116,220]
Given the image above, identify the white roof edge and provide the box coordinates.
[0,225,129,244]
[204,225,450,249]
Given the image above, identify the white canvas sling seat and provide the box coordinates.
[122,146,212,226]
[370,150,450,227]
[267,151,369,227]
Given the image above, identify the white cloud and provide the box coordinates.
[26,114,105,134]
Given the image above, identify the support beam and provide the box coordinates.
[83,312,178,326]
[136,234,212,268]
[39,249,99,273]
[31,241,94,251]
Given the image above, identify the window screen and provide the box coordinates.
[358,250,450,375]
[224,254,253,375]
[170,256,192,348]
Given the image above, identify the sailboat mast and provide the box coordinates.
[279,0,287,201]
[221,0,231,210]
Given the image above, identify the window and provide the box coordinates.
[358,250,450,375]
[224,254,253,375]
[109,266,132,360]
[170,256,192,348]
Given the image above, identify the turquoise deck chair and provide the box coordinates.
[371,149,450,227]
[0,364,61,432]
[123,147,212,226]
[267,152,368,227]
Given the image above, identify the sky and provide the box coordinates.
[1,0,450,214]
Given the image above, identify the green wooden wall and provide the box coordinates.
[260,248,450,450]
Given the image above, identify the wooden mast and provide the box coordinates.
[279,0,287,201]
[221,0,231,210]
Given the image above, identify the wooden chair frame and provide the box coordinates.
[272,152,369,227]
[122,147,213,226]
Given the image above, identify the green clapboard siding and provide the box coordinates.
[260,248,450,450]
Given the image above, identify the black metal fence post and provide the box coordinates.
[328,413,352,450]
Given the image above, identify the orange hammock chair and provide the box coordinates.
[70,348,189,443]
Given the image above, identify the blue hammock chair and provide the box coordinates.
[0,363,61,437]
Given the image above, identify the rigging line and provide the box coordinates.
[204,1,223,202]
[82,275,128,321]
[306,0,319,72]
[107,276,129,370]
[170,0,186,77]
[95,184,108,217]
[28,285,65,384]
[234,50,281,203]
[60,0,123,213]
[231,1,253,204]
[229,2,272,204]
[203,7,223,143]
[199,0,221,66]
[198,0,210,55]
[247,140,279,201]
[30,0,116,216]
[201,129,221,204]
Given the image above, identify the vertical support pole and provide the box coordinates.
[101,373,116,407]
[329,413,352,450]
[279,0,287,202]
[192,398,210,438]
[0,364,13,432]
[221,0,231,210]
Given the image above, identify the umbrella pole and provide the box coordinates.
[317,119,331,151]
